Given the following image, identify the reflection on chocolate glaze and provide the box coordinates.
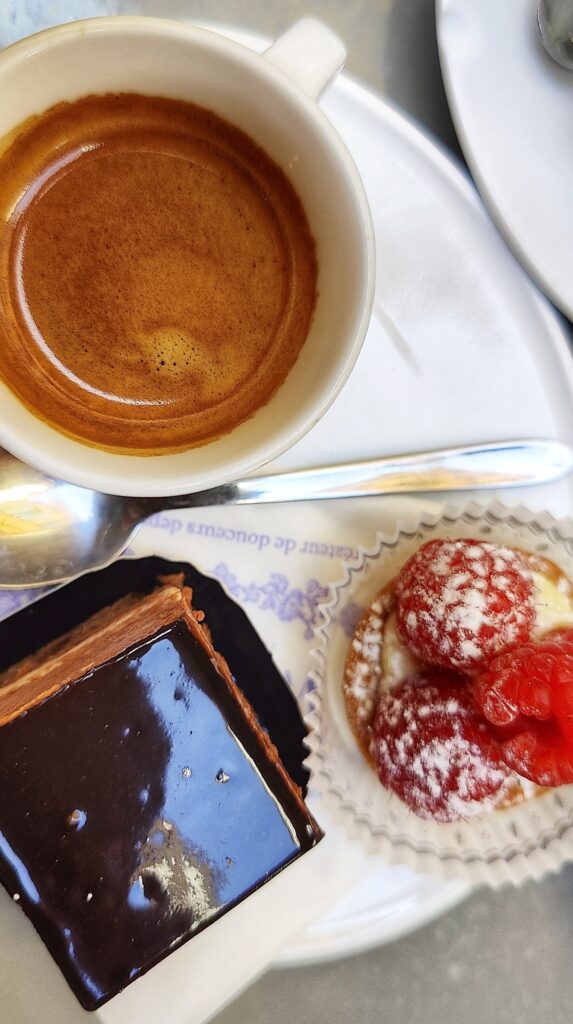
[0,620,320,1009]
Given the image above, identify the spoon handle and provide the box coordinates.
[160,439,573,508]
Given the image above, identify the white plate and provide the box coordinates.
[3,22,573,995]
[437,0,573,320]
[199,24,573,964]
[276,862,468,967]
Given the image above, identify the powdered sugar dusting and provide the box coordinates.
[347,649,382,716]
[371,678,510,822]
[341,540,555,824]
[395,539,536,671]
[344,592,423,748]
[343,594,388,725]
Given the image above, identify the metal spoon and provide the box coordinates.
[538,0,573,70]
[0,438,571,589]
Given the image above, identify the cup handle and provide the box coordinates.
[263,18,346,101]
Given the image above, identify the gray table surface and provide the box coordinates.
[3,2,573,1022]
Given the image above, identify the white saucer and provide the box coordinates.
[2,21,573,993]
[198,24,573,967]
[437,0,573,320]
[276,862,468,968]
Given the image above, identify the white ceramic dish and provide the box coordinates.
[2,20,573,1016]
[437,0,573,319]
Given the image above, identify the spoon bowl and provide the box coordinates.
[538,0,573,70]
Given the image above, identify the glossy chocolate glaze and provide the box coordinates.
[0,619,320,1010]
[0,557,310,792]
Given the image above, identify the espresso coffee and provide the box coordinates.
[0,94,317,454]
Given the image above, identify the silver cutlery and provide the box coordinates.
[538,0,573,69]
[0,438,571,589]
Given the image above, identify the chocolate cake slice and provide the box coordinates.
[0,579,322,1010]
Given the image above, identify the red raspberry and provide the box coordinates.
[474,635,573,785]
[370,671,509,822]
[394,539,535,673]
[501,722,573,787]
[474,636,573,726]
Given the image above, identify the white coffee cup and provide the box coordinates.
[0,16,374,496]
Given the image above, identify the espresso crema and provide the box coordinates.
[0,93,317,453]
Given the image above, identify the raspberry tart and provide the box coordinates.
[304,504,573,883]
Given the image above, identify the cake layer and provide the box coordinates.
[0,584,190,724]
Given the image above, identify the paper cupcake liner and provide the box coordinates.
[303,499,573,887]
